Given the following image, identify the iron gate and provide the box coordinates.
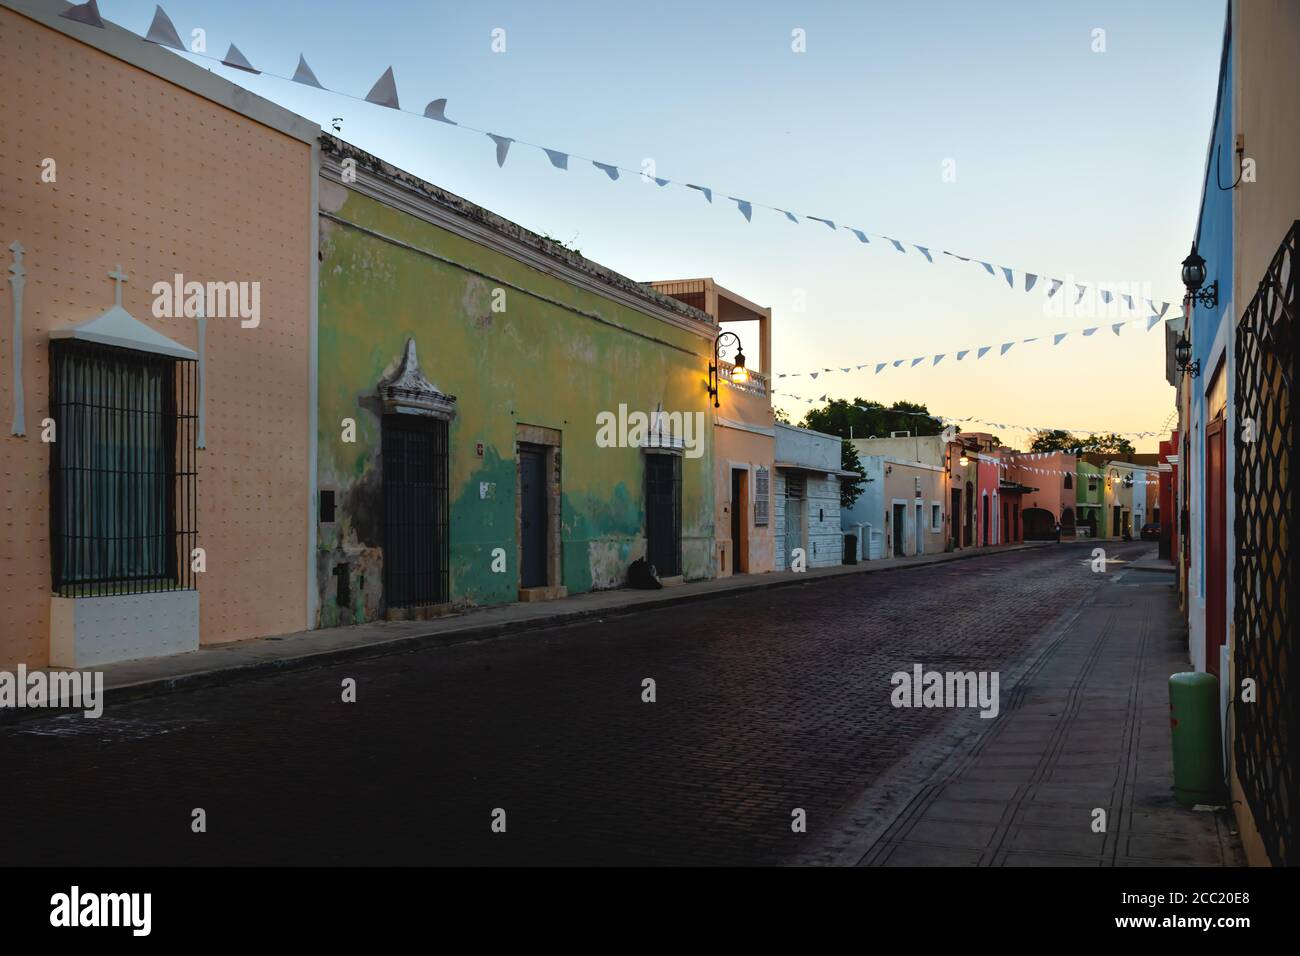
[1233,219,1298,865]
[382,414,449,608]
[645,453,681,577]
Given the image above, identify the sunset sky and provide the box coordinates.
[107,0,1226,450]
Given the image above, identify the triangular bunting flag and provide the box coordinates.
[1048,279,1063,297]
[145,5,184,49]
[365,67,400,109]
[933,354,944,365]
[593,162,620,181]
[488,134,513,167]
[423,98,457,123]
[916,246,933,262]
[875,363,886,374]
[850,229,870,243]
[977,346,992,359]
[686,184,712,203]
[222,44,259,74]
[1147,315,1162,331]
[1053,333,1068,345]
[780,210,799,223]
[1000,342,1014,355]
[1111,322,1125,335]
[1121,294,1133,309]
[956,349,970,361]
[544,149,569,170]
[945,252,972,262]
[980,261,995,276]
[887,238,906,253]
[809,372,819,379]
[1082,327,1097,336]
[1100,289,1113,304]
[910,357,924,367]
[1001,267,1014,288]
[893,360,904,367]
[809,217,836,230]
[731,198,753,222]
[293,55,325,89]
[61,0,105,28]
[1025,273,1038,292]
[654,177,669,187]
[1075,284,1087,304]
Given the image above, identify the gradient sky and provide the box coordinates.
[105,0,1226,450]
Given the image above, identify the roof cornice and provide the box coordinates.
[319,135,717,341]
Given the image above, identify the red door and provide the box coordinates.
[1205,417,1226,678]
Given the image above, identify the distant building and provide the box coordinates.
[774,424,853,569]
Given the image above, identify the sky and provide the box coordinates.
[103,0,1227,450]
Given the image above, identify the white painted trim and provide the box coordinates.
[7,241,25,436]
[883,456,945,473]
[714,416,776,438]
[51,304,196,359]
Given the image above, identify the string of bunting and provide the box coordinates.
[64,1,1185,320]
[772,311,1176,382]
[775,400,1168,442]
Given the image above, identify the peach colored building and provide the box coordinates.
[1004,451,1079,539]
[652,279,775,577]
[0,1,318,667]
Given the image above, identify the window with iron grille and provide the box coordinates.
[49,340,198,596]
[754,466,770,526]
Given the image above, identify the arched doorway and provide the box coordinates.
[1060,507,1076,537]
[1022,507,1055,540]
[982,493,990,546]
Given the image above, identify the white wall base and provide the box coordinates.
[50,591,200,668]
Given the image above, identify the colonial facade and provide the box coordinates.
[651,278,775,578]
[0,0,316,668]
[773,423,849,569]
[315,136,717,624]
[1169,0,1299,865]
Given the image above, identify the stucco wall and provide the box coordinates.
[715,424,775,576]
[0,8,312,667]
[315,178,715,622]
[774,472,842,570]
[882,460,946,557]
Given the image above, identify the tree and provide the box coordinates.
[1029,429,1080,452]
[773,407,792,425]
[801,397,944,440]
[1081,433,1136,456]
[841,439,867,508]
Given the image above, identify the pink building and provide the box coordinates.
[1005,451,1079,539]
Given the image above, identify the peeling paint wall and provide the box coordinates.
[316,178,715,623]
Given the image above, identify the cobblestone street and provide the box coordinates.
[0,541,1233,866]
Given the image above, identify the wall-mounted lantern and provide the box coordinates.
[1174,332,1201,378]
[708,331,747,408]
[1181,242,1218,310]
[959,453,970,467]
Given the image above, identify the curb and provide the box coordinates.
[2,541,1056,721]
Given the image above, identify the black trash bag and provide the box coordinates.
[627,557,663,590]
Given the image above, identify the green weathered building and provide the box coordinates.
[314,136,717,626]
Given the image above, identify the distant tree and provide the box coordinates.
[1029,429,1080,452]
[841,439,867,508]
[1081,433,1136,456]
[773,407,792,425]
[801,397,944,440]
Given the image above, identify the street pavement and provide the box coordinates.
[0,541,1240,866]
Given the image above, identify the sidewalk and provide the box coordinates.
[10,540,1050,716]
[843,554,1243,866]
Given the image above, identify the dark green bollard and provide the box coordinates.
[1169,671,1224,807]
